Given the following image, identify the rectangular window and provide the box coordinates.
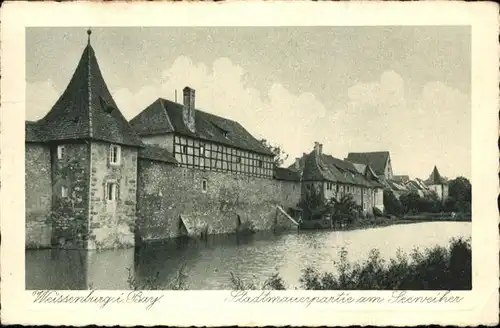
[199,144,205,157]
[202,179,208,193]
[109,145,121,165]
[106,183,117,201]
[57,145,65,160]
[258,160,263,168]
[182,145,188,154]
[235,156,241,163]
[61,186,68,198]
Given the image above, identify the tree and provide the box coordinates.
[383,190,404,217]
[399,191,421,214]
[327,194,362,225]
[298,184,324,220]
[260,139,289,167]
[418,191,442,213]
[445,177,472,213]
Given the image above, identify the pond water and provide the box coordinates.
[26,221,471,290]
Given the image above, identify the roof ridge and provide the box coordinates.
[87,44,93,139]
[158,97,240,124]
[158,99,175,132]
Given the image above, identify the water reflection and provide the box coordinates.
[26,222,471,290]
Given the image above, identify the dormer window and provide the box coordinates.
[57,145,65,160]
[109,145,121,165]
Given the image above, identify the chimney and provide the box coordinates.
[182,86,196,133]
[294,157,301,171]
[314,142,323,157]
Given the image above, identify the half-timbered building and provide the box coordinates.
[129,87,275,178]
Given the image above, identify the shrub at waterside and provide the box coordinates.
[230,237,471,290]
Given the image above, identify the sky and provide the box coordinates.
[26,27,471,179]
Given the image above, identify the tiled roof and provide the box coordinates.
[129,98,273,156]
[425,166,447,185]
[138,145,178,164]
[393,175,410,184]
[387,180,409,192]
[301,150,383,188]
[28,43,143,147]
[273,167,301,181]
[414,178,430,190]
[346,151,390,176]
[26,121,45,142]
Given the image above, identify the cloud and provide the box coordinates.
[332,70,470,179]
[26,59,470,179]
[111,56,334,166]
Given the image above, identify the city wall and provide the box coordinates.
[136,159,301,243]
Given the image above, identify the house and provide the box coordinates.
[424,166,449,203]
[393,175,410,184]
[291,142,384,216]
[25,30,301,250]
[346,151,394,180]
[129,88,275,178]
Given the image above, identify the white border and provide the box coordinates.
[1,1,499,326]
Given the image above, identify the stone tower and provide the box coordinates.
[26,30,143,250]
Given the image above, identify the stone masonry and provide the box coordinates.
[136,159,301,243]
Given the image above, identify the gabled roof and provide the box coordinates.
[387,179,409,192]
[138,145,178,164]
[300,150,382,188]
[425,166,448,185]
[346,151,390,176]
[393,175,410,184]
[129,98,273,156]
[273,167,301,182]
[28,39,143,147]
[414,178,430,190]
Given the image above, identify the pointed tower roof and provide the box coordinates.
[32,30,143,147]
[425,166,447,185]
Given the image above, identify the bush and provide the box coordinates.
[299,237,471,290]
[233,238,471,290]
[126,265,188,290]
[230,270,286,290]
[383,190,404,217]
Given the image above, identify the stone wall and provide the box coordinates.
[50,142,90,249]
[25,143,52,248]
[428,184,449,204]
[374,188,384,211]
[87,142,138,249]
[136,159,301,242]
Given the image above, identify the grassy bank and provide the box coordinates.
[230,237,471,290]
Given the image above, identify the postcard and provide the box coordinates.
[1,0,498,326]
